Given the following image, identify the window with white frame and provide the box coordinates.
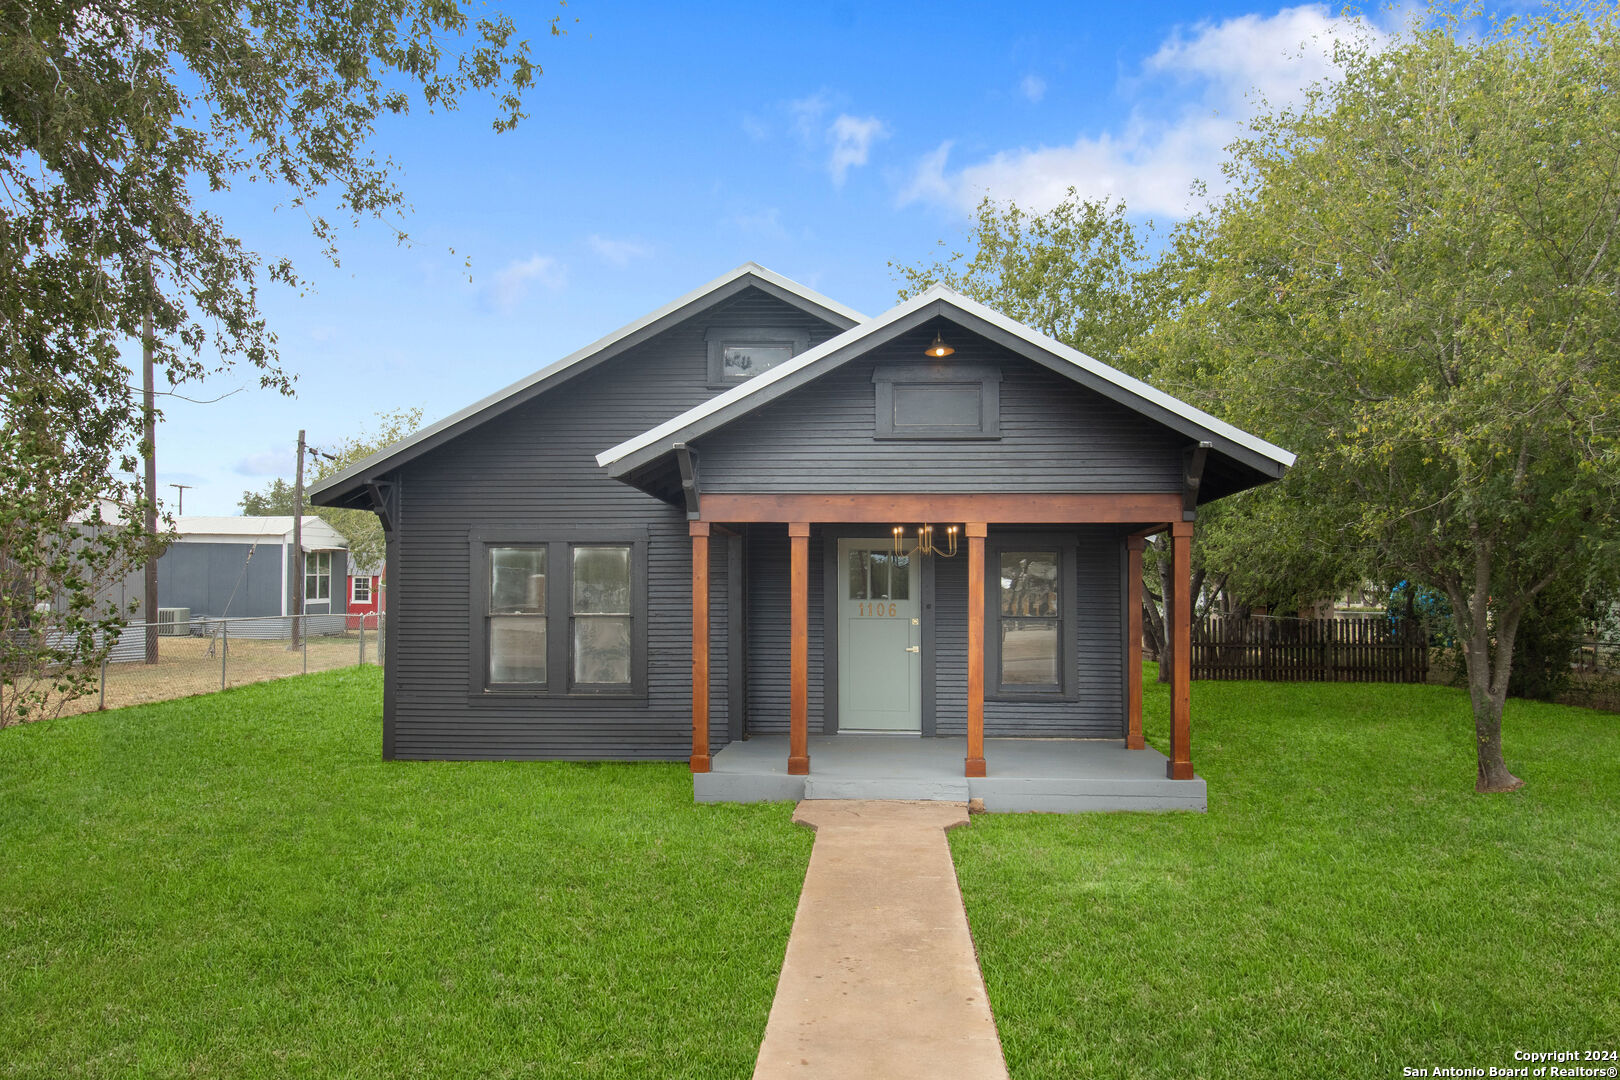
[304,551,331,601]
[351,575,371,605]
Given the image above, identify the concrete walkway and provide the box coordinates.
[752,801,1009,1080]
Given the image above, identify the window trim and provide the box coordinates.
[984,532,1079,702]
[304,550,332,602]
[467,527,649,703]
[872,361,1002,440]
[351,575,371,605]
[705,326,809,388]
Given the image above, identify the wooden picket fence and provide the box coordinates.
[1192,615,1429,683]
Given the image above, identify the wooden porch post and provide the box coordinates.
[1168,521,1194,779]
[788,522,810,776]
[690,522,711,774]
[965,522,988,778]
[1126,536,1146,750]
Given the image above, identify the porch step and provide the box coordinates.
[803,774,971,802]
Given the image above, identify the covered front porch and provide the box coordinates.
[686,492,1201,801]
[695,735,1207,812]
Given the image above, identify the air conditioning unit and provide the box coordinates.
[156,607,190,636]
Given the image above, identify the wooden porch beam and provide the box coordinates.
[1126,537,1146,750]
[690,521,711,773]
[700,492,1182,525]
[788,522,810,776]
[1169,521,1194,779]
[965,522,987,778]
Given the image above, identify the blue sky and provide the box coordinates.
[157,1,1404,515]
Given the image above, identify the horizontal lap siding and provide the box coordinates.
[743,526,825,734]
[390,290,840,761]
[696,329,1185,492]
[935,528,1125,738]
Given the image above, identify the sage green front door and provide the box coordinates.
[837,539,922,733]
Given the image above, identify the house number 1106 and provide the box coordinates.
[858,602,898,616]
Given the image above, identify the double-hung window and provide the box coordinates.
[351,576,372,605]
[985,534,1077,700]
[472,531,646,698]
[304,551,331,602]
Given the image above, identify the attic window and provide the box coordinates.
[872,362,1002,439]
[707,327,808,387]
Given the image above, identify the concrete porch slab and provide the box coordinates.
[695,735,1207,812]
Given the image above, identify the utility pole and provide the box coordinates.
[292,429,305,649]
[168,483,192,514]
[142,272,158,664]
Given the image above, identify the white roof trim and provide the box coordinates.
[311,263,867,502]
[596,284,1296,470]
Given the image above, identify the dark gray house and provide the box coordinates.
[312,264,1292,809]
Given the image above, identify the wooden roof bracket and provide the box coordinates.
[1183,441,1211,521]
[364,478,399,533]
[675,443,701,521]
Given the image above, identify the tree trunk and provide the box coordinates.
[1449,564,1526,794]
[1467,685,1521,791]
[1153,536,1174,683]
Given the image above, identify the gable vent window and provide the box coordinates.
[707,327,809,387]
[873,362,1002,439]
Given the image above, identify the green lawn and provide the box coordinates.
[7,667,1617,1079]
[0,668,812,1080]
[952,669,1620,1079]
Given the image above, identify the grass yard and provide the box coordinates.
[0,668,812,1080]
[952,668,1620,1079]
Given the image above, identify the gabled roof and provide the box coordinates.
[310,263,866,509]
[597,285,1296,487]
[174,516,348,550]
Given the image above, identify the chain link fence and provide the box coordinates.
[49,612,385,718]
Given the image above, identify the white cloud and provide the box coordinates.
[901,4,1386,218]
[789,92,830,141]
[730,206,787,238]
[234,449,293,477]
[1020,74,1047,103]
[784,92,888,186]
[487,254,565,312]
[740,112,771,141]
[828,114,888,186]
[587,235,652,266]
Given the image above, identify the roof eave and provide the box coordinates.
[599,289,1295,483]
[310,264,866,506]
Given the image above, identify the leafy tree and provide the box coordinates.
[892,192,1161,368]
[2,2,558,716]
[1148,8,1620,791]
[237,408,424,572]
[238,479,296,518]
[891,191,1339,676]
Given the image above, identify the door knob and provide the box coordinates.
[905,645,920,653]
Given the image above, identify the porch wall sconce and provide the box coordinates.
[924,332,955,358]
[893,524,959,558]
